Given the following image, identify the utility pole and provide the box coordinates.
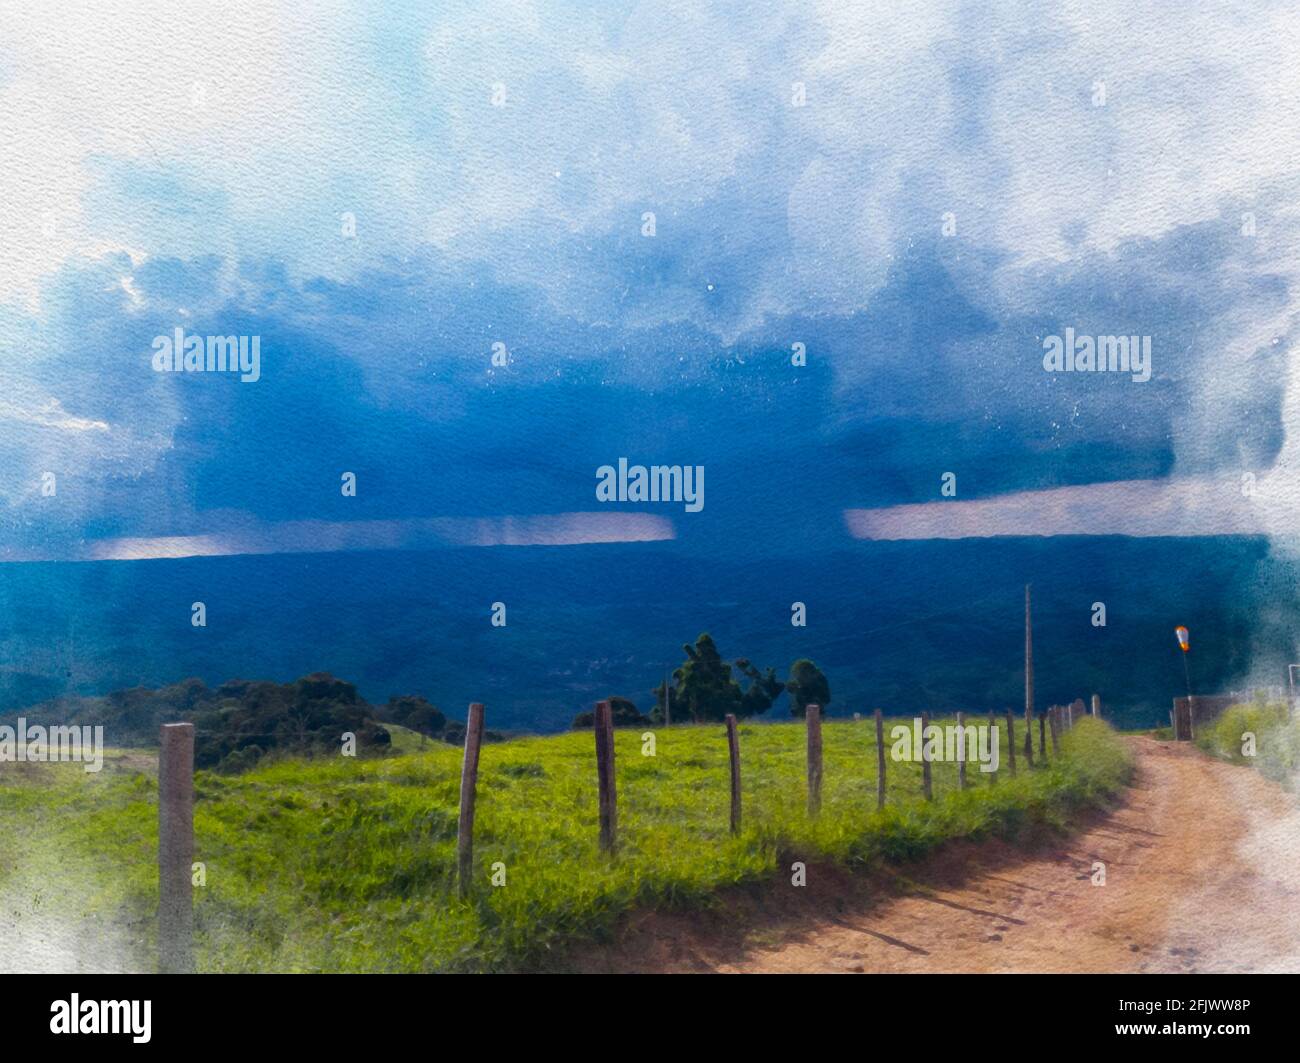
[1024,584,1034,767]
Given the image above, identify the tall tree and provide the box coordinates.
[735,658,785,717]
[663,634,785,722]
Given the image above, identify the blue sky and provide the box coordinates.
[2,0,1299,562]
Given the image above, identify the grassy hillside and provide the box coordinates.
[0,715,1132,972]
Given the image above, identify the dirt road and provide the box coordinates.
[582,738,1300,973]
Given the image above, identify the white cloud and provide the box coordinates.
[844,445,1300,541]
[0,398,109,433]
[0,512,675,562]
[4,0,1300,536]
[0,0,419,307]
[4,0,1298,318]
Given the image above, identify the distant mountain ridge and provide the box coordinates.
[0,536,1293,734]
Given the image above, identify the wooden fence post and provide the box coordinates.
[594,699,618,851]
[956,710,967,790]
[159,722,195,974]
[725,713,741,834]
[1038,709,1047,759]
[988,709,998,785]
[806,704,823,816]
[874,708,886,810]
[1024,584,1035,767]
[1048,705,1060,757]
[920,711,933,801]
[1005,708,1017,777]
[457,702,486,897]
[1091,693,1101,718]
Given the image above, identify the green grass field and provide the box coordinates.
[0,715,1132,972]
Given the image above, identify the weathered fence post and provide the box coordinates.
[988,709,998,784]
[806,703,823,816]
[1038,709,1047,759]
[874,708,886,810]
[725,713,741,834]
[920,711,933,800]
[1048,706,1060,757]
[1091,693,1101,718]
[159,722,195,974]
[594,699,618,851]
[1024,584,1035,767]
[956,710,967,790]
[457,702,486,897]
[1005,708,1017,776]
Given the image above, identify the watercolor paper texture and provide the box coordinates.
[1,1,1298,983]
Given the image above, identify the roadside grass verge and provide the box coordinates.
[0,715,1131,972]
[1195,699,1300,787]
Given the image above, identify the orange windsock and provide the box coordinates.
[1175,626,1190,652]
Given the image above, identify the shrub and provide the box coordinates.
[1195,698,1300,786]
